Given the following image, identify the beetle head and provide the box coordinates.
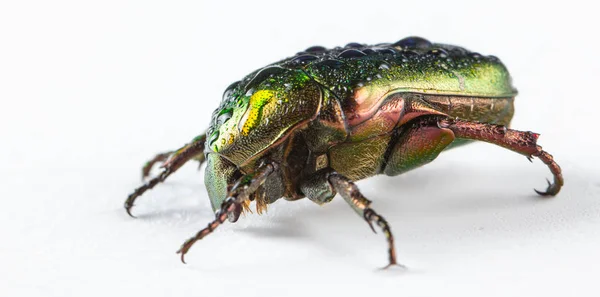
[204,153,243,222]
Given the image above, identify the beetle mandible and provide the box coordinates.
[125,37,563,267]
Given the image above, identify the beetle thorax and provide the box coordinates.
[205,68,322,168]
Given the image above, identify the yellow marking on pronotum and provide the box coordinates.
[239,90,275,136]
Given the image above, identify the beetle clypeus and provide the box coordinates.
[125,36,563,267]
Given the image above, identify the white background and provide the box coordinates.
[1,0,599,296]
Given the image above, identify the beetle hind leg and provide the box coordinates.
[439,118,563,196]
[125,134,207,217]
[530,150,562,196]
[300,169,400,268]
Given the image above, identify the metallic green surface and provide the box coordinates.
[384,124,455,176]
[304,46,516,101]
[329,133,392,181]
[204,154,239,212]
[125,38,564,267]
[205,37,517,182]
[206,68,321,166]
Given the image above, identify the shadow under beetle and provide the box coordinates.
[125,37,563,268]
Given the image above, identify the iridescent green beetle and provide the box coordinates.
[125,37,563,267]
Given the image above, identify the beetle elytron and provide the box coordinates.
[125,37,563,267]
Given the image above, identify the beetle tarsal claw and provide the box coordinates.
[124,202,136,218]
[534,178,559,196]
[124,194,139,218]
[367,221,377,234]
[125,135,207,218]
[141,151,173,180]
[176,233,205,264]
[176,240,193,264]
[363,210,378,234]
[174,205,233,264]
[379,262,407,271]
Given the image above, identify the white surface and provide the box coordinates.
[1,1,599,296]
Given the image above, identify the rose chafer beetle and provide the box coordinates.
[125,36,563,267]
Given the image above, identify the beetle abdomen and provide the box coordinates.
[325,91,515,180]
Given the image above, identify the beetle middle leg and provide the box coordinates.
[125,134,207,217]
[176,161,278,263]
[300,169,399,268]
[438,118,563,196]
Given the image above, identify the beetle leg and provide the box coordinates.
[306,170,399,268]
[438,118,563,196]
[176,162,278,263]
[124,134,207,217]
[141,151,173,180]
[141,150,207,180]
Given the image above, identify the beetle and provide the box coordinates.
[125,36,563,267]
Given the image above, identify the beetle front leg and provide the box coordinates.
[141,151,173,180]
[300,169,400,268]
[176,162,278,263]
[125,134,207,217]
[141,145,207,179]
[439,119,563,196]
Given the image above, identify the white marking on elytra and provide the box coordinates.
[470,98,475,114]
